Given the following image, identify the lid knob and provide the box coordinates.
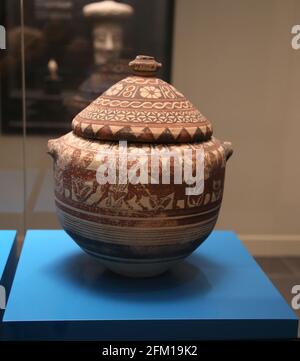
[129,55,162,77]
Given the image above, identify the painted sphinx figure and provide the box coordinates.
[64,0,134,117]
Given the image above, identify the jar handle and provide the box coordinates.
[47,139,59,162]
[223,141,233,161]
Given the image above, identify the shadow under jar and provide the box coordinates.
[48,55,233,277]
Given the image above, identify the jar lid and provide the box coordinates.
[72,55,213,143]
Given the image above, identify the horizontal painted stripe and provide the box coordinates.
[57,206,217,231]
[58,208,215,245]
[84,249,186,264]
[55,195,221,220]
[55,200,220,229]
[61,219,214,243]
[63,221,213,244]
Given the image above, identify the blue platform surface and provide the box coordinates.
[2,230,298,340]
[0,231,17,322]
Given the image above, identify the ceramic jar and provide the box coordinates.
[48,55,233,277]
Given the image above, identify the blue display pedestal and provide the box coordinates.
[0,231,17,323]
[2,230,298,340]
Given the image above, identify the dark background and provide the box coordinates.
[0,0,174,134]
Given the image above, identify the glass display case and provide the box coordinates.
[0,0,174,237]
[1,0,174,135]
[0,0,299,344]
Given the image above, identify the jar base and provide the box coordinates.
[101,260,178,278]
[84,249,184,278]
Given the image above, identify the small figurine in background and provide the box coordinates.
[48,59,59,81]
[45,58,62,95]
[64,0,134,117]
[0,26,44,86]
[83,0,133,66]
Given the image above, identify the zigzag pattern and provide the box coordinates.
[72,119,213,143]
[72,74,213,143]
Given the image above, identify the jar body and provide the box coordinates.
[48,132,229,277]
